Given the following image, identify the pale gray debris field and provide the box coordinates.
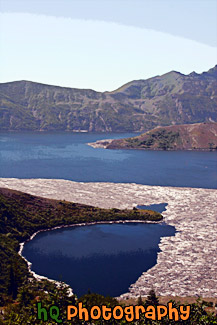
[0,178,216,298]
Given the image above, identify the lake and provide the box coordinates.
[1,132,216,296]
[22,223,176,297]
[137,203,168,213]
[0,132,216,188]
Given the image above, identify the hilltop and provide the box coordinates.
[99,122,217,150]
[0,66,217,132]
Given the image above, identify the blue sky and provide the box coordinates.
[0,0,217,91]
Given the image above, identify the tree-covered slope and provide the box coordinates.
[0,187,162,298]
[0,66,217,132]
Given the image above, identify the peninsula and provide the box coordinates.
[88,122,217,151]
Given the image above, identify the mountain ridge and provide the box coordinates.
[0,66,217,132]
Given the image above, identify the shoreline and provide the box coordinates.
[87,139,217,151]
[19,219,162,298]
[87,139,113,148]
[1,178,217,298]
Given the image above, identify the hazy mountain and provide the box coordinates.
[101,122,217,150]
[0,66,217,132]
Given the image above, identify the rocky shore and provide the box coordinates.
[19,219,152,298]
[87,139,113,148]
[0,178,216,298]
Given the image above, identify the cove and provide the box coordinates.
[22,222,175,297]
[137,203,168,213]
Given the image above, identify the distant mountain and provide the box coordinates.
[0,66,217,132]
[95,122,217,151]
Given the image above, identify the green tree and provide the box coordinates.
[8,265,18,300]
[137,295,144,305]
[145,289,159,307]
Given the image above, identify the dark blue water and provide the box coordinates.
[0,132,216,188]
[2,132,213,296]
[137,203,168,213]
[22,223,176,297]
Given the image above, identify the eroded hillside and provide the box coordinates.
[0,66,217,132]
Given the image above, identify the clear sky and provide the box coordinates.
[0,0,217,91]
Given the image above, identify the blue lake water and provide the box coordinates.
[22,223,176,297]
[137,203,168,213]
[0,132,216,188]
[1,132,216,296]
